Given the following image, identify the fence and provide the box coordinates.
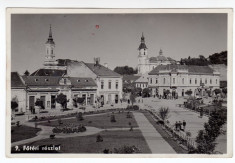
[147,109,197,151]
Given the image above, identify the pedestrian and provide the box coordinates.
[178,121,182,131]
[175,121,178,131]
[183,120,186,131]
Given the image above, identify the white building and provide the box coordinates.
[137,33,175,75]
[148,64,220,97]
[11,72,27,113]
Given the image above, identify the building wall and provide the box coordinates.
[97,77,123,104]
[148,73,220,97]
[11,89,27,113]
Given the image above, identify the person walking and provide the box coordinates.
[182,120,186,131]
[175,121,178,131]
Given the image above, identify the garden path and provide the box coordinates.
[133,112,176,154]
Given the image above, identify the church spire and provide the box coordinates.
[159,49,163,55]
[138,32,147,50]
[46,24,54,44]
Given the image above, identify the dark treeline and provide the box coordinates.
[114,66,138,75]
[180,51,227,66]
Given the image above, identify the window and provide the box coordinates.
[77,79,80,82]
[101,81,104,89]
[210,79,212,84]
[200,78,202,84]
[205,79,207,84]
[45,79,49,82]
[163,78,166,84]
[150,78,152,84]
[216,79,218,84]
[51,49,53,54]
[173,78,175,84]
[109,81,111,89]
[64,78,66,84]
[190,79,192,84]
[116,81,118,89]
[156,78,158,84]
[182,78,184,84]
[35,79,38,82]
[195,79,197,84]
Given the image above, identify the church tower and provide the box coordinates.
[137,33,149,74]
[44,25,57,69]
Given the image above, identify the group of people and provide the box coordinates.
[175,120,187,131]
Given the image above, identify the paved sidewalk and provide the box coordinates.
[133,112,176,154]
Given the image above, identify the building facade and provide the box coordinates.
[11,72,27,113]
[148,65,220,97]
[137,33,176,75]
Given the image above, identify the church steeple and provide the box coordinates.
[159,49,163,56]
[46,25,55,44]
[138,32,147,50]
[44,25,56,68]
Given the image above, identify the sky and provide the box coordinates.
[11,13,227,74]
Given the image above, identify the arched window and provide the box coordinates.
[163,78,166,84]
[182,78,184,84]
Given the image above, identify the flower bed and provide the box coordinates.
[52,123,86,134]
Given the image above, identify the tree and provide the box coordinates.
[24,70,30,76]
[185,90,193,96]
[157,107,169,122]
[114,66,138,75]
[214,89,221,96]
[195,108,227,154]
[135,87,142,96]
[35,98,45,109]
[130,93,136,106]
[142,88,151,97]
[113,145,141,153]
[222,88,227,97]
[11,97,18,113]
[55,93,67,109]
[208,51,227,65]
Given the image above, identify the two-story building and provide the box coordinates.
[148,64,220,97]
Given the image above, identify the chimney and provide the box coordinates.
[104,63,108,68]
[94,57,100,66]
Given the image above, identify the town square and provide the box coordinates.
[10,12,228,155]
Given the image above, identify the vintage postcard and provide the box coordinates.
[6,8,233,158]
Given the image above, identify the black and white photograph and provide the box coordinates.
[6,8,232,157]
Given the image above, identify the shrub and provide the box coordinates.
[126,105,139,110]
[113,145,141,153]
[157,107,169,121]
[96,134,103,142]
[35,99,45,109]
[76,112,84,121]
[110,114,116,122]
[55,93,68,109]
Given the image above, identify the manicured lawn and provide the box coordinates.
[39,111,138,129]
[11,125,41,143]
[13,130,151,153]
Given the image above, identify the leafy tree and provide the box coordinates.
[157,107,169,121]
[208,51,227,65]
[114,66,138,75]
[76,112,84,121]
[24,70,30,76]
[214,89,221,96]
[11,101,18,112]
[130,93,136,106]
[195,108,227,154]
[222,88,227,96]
[142,88,151,97]
[185,90,193,96]
[55,93,67,109]
[35,98,45,109]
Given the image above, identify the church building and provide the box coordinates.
[137,33,176,75]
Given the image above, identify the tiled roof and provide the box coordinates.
[123,75,140,82]
[31,69,66,76]
[149,56,175,63]
[24,76,97,87]
[149,65,215,75]
[69,77,97,87]
[84,63,121,77]
[135,73,149,83]
[11,72,25,88]
[24,76,61,86]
